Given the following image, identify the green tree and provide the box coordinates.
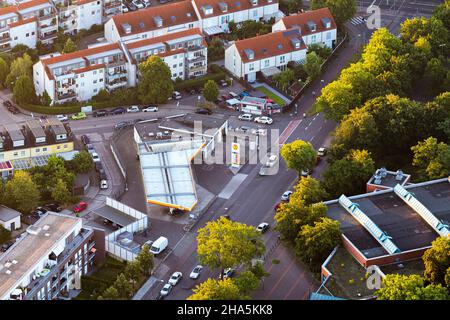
[71,151,94,174]
[51,178,71,205]
[4,171,40,214]
[280,140,316,173]
[311,0,356,26]
[41,91,52,106]
[411,137,450,180]
[423,236,450,288]
[203,80,219,102]
[98,286,120,300]
[375,274,450,300]
[0,225,11,245]
[138,55,173,104]
[5,53,33,87]
[307,43,332,60]
[188,278,244,300]
[13,75,37,105]
[295,217,341,267]
[124,260,142,292]
[273,68,295,91]
[424,58,447,94]
[207,38,224,61]
[135,244,154,277]
[197,217,265,277]
[433,0,450,31]
[322,149,375,197]
[234,270,260,296]
[114,273,133,299]
[303,51,323,81]
[63,38,77,53]
[290,176,328,205]
[0,57,9,87]
[92,88,110,102]
[274,201,327,242]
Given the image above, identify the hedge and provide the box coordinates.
[174,72,226,91]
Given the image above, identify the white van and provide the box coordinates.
[149,236,168,255]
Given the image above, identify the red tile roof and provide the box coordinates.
[112,1,198,37]
[126,28,203,50]
[8,16,37,28]
[234,29,307,63]
[17,0,52,11]
[280,7,336,36]
[41,43,121,66]
[0,5,19,17]
[193,0,278,19]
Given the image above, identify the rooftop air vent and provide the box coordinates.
[395,170,404,181]
[277,44,283,50]
[42,225,50,231]
[139,21,145,29]
[26,225,41,235]
[249,0,258,5]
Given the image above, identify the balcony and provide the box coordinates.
[106,58,126,68]
[38,12,57,23]
[106,77,127,90]
[187,55,206,64]
[0,35,10,44]
[39,31,58,42]
[39,23,58,34]
[188,65,207,73]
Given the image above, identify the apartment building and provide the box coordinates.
[0,0,58,51]
[0,119,74,167]
[104,1,199,43]
[33,42,135,104]
[126,28,207,80]
[225,28,307,82]
[192,0,280,36]
[272,7,337,48]
[0,213,105,300]
[225,8,337,81]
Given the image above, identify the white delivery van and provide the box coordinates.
[149,236,168,255]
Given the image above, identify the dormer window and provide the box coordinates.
[244,49,254,60]
[219,2,228,12]
[249,0,258,5]
[321,18,331,29]
[307,21,316,32]
[201,5,213,15]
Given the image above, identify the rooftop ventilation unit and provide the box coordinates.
[201,5,213,15]
[139,21,145,29]
[395,170,404,181]
[42,225,50,231]
[373,174,382,185]
[45,233,50,237]
[379,167,387,177]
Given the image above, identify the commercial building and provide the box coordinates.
[33,28,208,103]
[0,205,21,231]
[133,114,228,211]
[0,212,105,300]
[323,176,450,269]
[224,7,337,82]
[0,119,74,172]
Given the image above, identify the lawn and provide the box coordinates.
[254,86,286,106]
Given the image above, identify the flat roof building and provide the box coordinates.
[0,205,21,231]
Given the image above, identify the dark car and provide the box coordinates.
[114,121,131,130]
[43,203,63,212]
[1,242,14,252]
[169,208,184,215]
[110,107,126,115]
[95,162,103,172]
[32,207,47,217]
[85,143,94,151]
[195,108,212,115]
[94,109,108,117]
[7,105,20,114]
[221,214,231,220]
[80,135,90,145]
[3,100,13,108]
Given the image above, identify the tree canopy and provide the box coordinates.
[4,171,40,214]
[411,137,450,180]
[203,80,219,102]
[13,75,37,105]
[188,278,244,300]
[138,55,173,104]
[423,236,450,288]
[311,0,356,26]
[280,140,316,173]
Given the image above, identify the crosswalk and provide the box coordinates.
[350,16,365,26]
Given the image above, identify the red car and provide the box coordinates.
[73,201,88,213]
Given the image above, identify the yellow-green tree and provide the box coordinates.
[197,217,265,277]
[188,278,244,300]
[280,140,316,174]
[4,171,40,214]
[423,236,450,288]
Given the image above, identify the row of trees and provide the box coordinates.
[187,217,268,299]
[98,245,154,300]
[376,236,450,300]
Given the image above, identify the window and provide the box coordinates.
[57,145,61,150]
[173,64,177,68]
[93,88,97,93]
[43,147,47,152]
[179,63,182,67]
[36,148,40,152]
[81,74,84,78]
[280,56,286,64]
[13,152,18,157]
[188,23,194,28]
[179,72,183,76]
[91,11,95,15]
[99,78,103,82]
[93,80,97,84]
[21,151,25,156]
[326,32,331,40]
[253,10,258,18]
[64,144,68,148]
[249,63,254,71]
[32,32,35,35]
[14,37,17,40]
[26,33,29,37]
[172,74,176,78]
[311,35,317,43]
[264,59,269,67]
[93,70,97,75]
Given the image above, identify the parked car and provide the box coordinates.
[43,203,63,212]
[132,0,144,9]
[168,272,182,286]
[1,242,14,252]
[110,107,126,115]
[56,114,69,122]
[114,121,131,130]
[221,214,231,220]
[142,105,158,112]
[71,112,87,120]
[172,91,182,100]
[220,79,228,87]
[251,128,267,136]
[221,94,231,100]
[149,236,168,255]
[229,91,239,98]
[195,108,212,115]
[80,135,90,145]
[238,113,253,121]
[317,147,327,157]
[94,109,108,117]
[264,154,278,167]
[256,222,270,233]
[100,179,108,189]
[86,143,95,151]
[190,265,203,279]
[91,152,100,162]
[121,3,129,12]
[127,105,140,113]
[160,283,172,297]
[99,171,107,180]
[94,162,103,172]
[32,207,47,217]
[301,169,311,177]
[222,267,235,279]
[238,91,250,99]
[3,100,12,108]
[73,201,87,213]
[274,202,282,211]
[254,116,273,125]
[281,190,293,201]
[7,105,20,114]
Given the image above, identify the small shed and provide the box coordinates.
[0,205,21,231]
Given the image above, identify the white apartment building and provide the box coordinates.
[0,0,58,51]
[192,0,280,36]
[272,7,337,48]
[33,42,135,104]
[225,8,337,82]
[225,28,307,82]
[0,213,103,300]
[104,1,199,43]
[33,28,208,103]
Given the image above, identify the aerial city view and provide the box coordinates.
[0,0,448,307]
